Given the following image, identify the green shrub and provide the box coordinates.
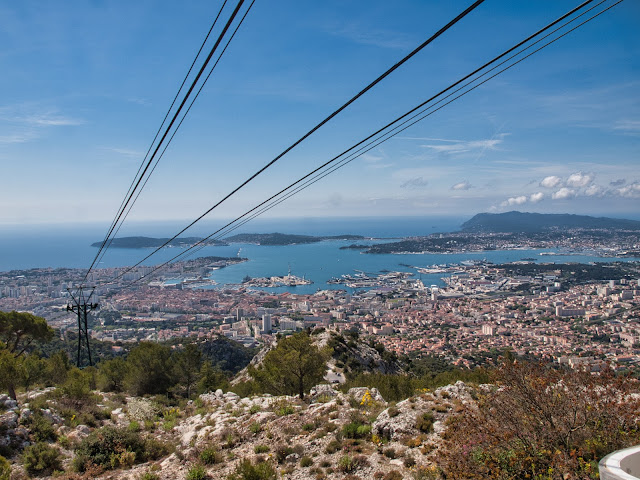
[302,423,315,432]
[62,368,92,399]
[227,458,276,480]
[186,464,208,480]
[200,447,221,465]
[249,422,261,434]
[139,472,160,480]
[404,455,416,467]
[22,442,62,476]
[26,411,57,442]
[383,447,396,459]
[300,456,313,467]
[0,455,10,480]
[73,426,167,471]
[388,405,400,418]
[338,454,358,473]
[58,435,71,449]
[274,444,293,464]
[249,405,260,414]
[254,445,269,454]
[128,420,141,432]
[275,405,295,416]
[341,421,371,439]
[325,439,341,454]
[415,412,434,433]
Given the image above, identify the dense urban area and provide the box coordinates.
[2,236,639,374]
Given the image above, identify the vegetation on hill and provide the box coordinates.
[438,360,640,479]
[461,210,640,233]
[248,331,331,399]
[223,232,364,245]
[1,309,639,479]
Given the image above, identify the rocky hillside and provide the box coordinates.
[232,330,404,388]
[3,359,639,479]
[0,381,475,480]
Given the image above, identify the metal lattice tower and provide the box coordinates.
[67,286,99,367]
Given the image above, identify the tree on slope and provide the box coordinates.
[0,310,53,356]
[173,343,202,398]
[0,311,54,400]
[124,342,173,395]
[249,331,331,399]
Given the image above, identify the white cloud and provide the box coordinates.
[24,113,84,127]
[451,181,472,190]
[0,131,38,144]
[610,179,626,187]
[400,177,428,188]
[552,187,576,200]
[540,175,562,188]
[529,192,544,203]
[613,119,640,134]
[422,138,503,155]
[103,147,143,158]
[414,134,508,159]
[566,172,594,188]
[360,153,384,163]
[328,24,415,50]
[617,182,640,198]
[501,195,527,207]
[585,185,604,196]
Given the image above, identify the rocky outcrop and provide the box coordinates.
[373,381,475,440]
[2,381,484,480]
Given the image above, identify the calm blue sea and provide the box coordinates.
[0,216,466,272]
[1,216,638,294]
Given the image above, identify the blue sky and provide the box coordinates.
[0,0,638,228]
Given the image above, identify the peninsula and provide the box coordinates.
[361,211,640,255]
[90,236,227,249]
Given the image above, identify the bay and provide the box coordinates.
[1,216,637,295]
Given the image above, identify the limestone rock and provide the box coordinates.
[308,384,338,403]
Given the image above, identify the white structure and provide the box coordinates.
[262,314,272,333]
[599,445,640,480]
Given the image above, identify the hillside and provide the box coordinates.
[232,330,405,386]
[223,233,364,245]
[461,211,640,233]
[1,361,637,480]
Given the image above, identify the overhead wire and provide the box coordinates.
[115,0,623,289]
[94,0,257,272]
[105,0,487,281]
[84,0,247,283]
[91,0,230,273]
[201,0,609,241]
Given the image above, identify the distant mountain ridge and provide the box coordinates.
[461,211,640,233]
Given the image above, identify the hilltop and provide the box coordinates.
[460,211,640,233]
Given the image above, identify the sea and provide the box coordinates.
[1,216,638,294]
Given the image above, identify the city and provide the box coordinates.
[2,248,638,374]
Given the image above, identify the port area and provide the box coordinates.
[327,270,415,289]
[242,273,313,288]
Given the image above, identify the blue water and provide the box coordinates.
[1,217,637,294]
[0,216,467,271]
[202,241,639,294]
